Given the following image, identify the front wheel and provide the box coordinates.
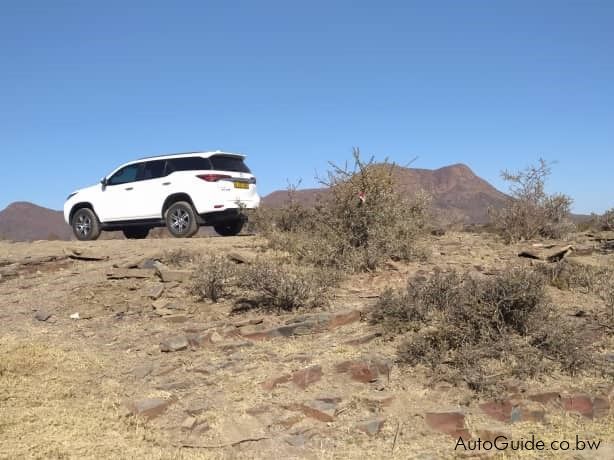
[123,226,150,239]
[165,201,199,238]
[71,208,101,241]
[214,219,244,237]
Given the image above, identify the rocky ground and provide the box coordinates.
[1,231,613,459]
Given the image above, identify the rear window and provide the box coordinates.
[210,155,251,173]
[167,157,212,172]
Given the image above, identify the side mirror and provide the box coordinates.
[100,177,108,187]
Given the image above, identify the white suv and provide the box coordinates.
[64,151,260,240]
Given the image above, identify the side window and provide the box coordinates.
[108,164,139,185]
[139,160,166,181]
[167,157,212,172]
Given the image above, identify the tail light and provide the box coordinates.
[197,174,232,182]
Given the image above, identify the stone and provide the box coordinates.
[146,284,165,299]
[262,374,292,391]
[242,321,317,340]
[356,417,385,436]
[296,400,337,422]
[164,314,189,323]
[227,252,252,264]
[181,416,197,430]
[284,434,307,447]
[107,268,155,279]
[132,363,153,379]
[34,310,51,321]
[343,332,382,346]
[546,245,573,262]
[126,398,173,419]
[292,365,323,389]
[362,393,395,409]
[156,269,191,283]
[561,394,593,418]
[219,340,254,352]
[425,412,469,438]
[160,335,189,352]
[479,400,514,422]
[327,310,361,329]
[335,358,391,383]
[511,401,545,423]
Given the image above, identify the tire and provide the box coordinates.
[122,226,150,239]
[71,208,101,241]
[214,219,244,237]
[165,201,199,238]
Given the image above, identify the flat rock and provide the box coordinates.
[156,269,191,283]
[262,374,292,391]
[292,365,323,390]
[335,357,391,383]
[126,397,173,419]
[425,411,469,438]
[160,335,189,352]
[293,400,337,422]
[356,417,385,436]
[107,268,155,279]
[146,284,165,299]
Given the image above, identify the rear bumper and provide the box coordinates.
[198,208,253,226]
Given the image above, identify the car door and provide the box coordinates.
[130,159,168,219]
[96,163,141,221]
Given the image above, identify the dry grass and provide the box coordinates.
[0,336,219,460]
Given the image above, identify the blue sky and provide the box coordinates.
[1,0,612,214]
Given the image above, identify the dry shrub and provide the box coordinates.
[258,148,430,272]
[191,254,236,302]
[601,208,614,231]
[371,268,592,392]
[537,259,614,323]
[489,159,575,243]
[236,258,335,312]
[162,248,196,266]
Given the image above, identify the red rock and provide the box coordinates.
[262,374,292,391]
[512,402,545,423]
[292,365,323,389]
[293,400,337,422]
[480,400,514,423]
[425,412,470,438]
[335,358,391,383]
[561,394,593,418]
[356,417,385,436]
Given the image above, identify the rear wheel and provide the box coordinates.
[122,226,150,239]
[165,201,199,238]
[71,208,101,241]
[214,219,244,237]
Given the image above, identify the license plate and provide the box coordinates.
[234,181,249,189]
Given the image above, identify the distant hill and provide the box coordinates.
[0,202,72,241]
[263,163,510,224]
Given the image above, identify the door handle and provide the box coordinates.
[162,182,171,186]
[125,187,133,191]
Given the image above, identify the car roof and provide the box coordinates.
[137,150,245,161]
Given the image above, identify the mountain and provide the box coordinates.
[262,163,510,224]
[0,202,73,241]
